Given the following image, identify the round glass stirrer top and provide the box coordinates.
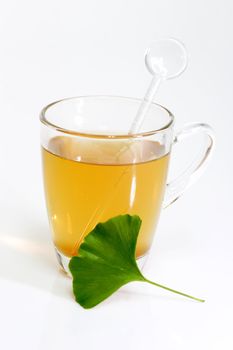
[129,38,188,134]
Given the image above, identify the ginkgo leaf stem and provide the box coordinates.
[144,278,205,303]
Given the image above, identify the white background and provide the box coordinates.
[0,1,232,349]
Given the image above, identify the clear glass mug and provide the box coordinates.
[40,96,214,273]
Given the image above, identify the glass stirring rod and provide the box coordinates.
[72,38,188,254]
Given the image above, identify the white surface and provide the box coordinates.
[0,1,232,349]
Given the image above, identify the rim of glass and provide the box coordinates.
[40,95,174,139]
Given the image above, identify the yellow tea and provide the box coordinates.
[42,137,169,258]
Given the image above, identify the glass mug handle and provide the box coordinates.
[163,123,215,208]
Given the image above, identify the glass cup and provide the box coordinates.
[40,96,214,273]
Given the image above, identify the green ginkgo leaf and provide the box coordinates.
[69,214,204,309]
